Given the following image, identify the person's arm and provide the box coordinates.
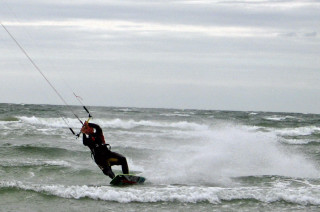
[83,134,90,146]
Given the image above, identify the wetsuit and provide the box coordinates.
[82,123,129,179]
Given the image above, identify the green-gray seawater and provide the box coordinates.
[1,103,320,211]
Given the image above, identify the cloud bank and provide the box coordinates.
[1,0,319,113]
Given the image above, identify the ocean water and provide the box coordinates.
[1,103,320,211]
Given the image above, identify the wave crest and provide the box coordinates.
[2,181,320,205]
[17,116,208,131]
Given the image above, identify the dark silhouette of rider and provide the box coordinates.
[81,121,129,179]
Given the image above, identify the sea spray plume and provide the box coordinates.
[143,122,320,185]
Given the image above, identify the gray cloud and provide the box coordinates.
[1,0,320,113]
[305,31,317,37]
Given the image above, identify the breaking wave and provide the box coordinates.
[17,116,208,131]
[1,180,320,205]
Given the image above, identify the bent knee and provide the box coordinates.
[108,156,127,165]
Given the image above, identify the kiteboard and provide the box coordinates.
[110,174,146,186]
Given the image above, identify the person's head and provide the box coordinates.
[81,122,94,135]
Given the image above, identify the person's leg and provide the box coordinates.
[94,153,115,179]
[100,164,115,179]
[107,151,129,174]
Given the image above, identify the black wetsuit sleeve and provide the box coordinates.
[83,134,90,146]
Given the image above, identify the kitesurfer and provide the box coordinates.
[81,121,129,179]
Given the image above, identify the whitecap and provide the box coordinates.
[2,181,320,205]
[275,126,320,137]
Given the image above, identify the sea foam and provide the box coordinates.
[2,180,320,205]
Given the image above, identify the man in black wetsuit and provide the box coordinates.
[81,121,129,179]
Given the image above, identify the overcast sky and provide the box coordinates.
[1,0,319,113]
